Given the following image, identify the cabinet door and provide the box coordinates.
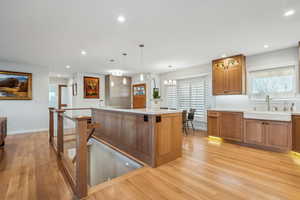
[265,121,292,150]
[244,119,265,145]
[208,116,220,137]
[156,114,182,166]
[292,116,300,152]
[212,65,225,95]
[226,64,242,94]
[220,112,243,141]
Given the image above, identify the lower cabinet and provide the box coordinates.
[220,112,243,141]
[292,116,300,152]
[244,119,265,145]
[207,111,243,141]
[207,110,292,151]
[207,111,220,137]
[244,119,292,151]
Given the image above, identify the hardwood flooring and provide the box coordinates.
[1,131,300,200]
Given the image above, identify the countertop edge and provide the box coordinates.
[91,107,182,115]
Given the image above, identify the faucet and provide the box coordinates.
[265,95,271,111]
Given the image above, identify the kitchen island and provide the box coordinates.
[91,107,182,167]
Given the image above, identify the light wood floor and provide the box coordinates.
[1,131,300,200]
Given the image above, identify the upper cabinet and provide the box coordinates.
[212,55,246,95]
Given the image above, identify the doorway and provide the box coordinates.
[132,83,146,108]
[48,77,72,109]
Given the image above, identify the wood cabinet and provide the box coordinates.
[292,115,300,152]
[212,55,246,95]
[92,109,182,167]
[207,111,220,137]
[244,119,292,151]
[207,111,292,151]
[207,111,243,141]
[244,119,265,145]
[220,112,243,141]
[155,113,182,166]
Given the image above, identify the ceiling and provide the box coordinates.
[0,0,299,75]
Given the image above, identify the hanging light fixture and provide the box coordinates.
[122,53,127,85]
[139,44,145,81]
[164,79,177,86]
[140,74,144,81]
[123,77,127,85]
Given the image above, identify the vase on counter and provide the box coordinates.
[151,98,161,110]
[151,88,161,110]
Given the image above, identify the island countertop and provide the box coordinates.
[92,106,182,115]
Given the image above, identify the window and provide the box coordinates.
[166,76,209,122]
[249,65,296,99]
[166,85,177,109]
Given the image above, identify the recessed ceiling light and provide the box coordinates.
[81,50,87,55]
[66,65,71,69]
[221,54,227,58]
[284,10,295,17]
[117,15,126,23]
[264,44,269,48]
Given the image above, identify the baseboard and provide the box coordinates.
[8,128,48,135]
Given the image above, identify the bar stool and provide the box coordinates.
[182,110,188,136]
[187,109,196,134]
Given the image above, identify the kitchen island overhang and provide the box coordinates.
[91,107,183,167]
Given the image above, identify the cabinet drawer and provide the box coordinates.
[207,111,220,117]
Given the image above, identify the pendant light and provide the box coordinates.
[122,53,127,85]
[139,44,145,82]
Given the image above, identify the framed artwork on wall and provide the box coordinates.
[84,76,99,99]
[0,70,32,100]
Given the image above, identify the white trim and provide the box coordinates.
[8,128,48,135]
[173,73,209,80]
[247,63,297,72]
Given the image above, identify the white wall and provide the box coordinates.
[72,72,106,108]
[0,62,49,134]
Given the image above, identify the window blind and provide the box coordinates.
[166,76,209,122]
[249,65,296,99]
[166,85,177,109]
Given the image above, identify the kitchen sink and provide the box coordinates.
[244,111,291,122]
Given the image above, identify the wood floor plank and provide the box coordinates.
[1,131,300,200]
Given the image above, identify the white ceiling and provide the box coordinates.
[0,0,299,75]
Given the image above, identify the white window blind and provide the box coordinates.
[166,85,177,109]
[249,65,296,99]
[166,76,209,122]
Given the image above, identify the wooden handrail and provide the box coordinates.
[62,107,92,111]
[48,107,55,144]
[48,107,92,199]
[56,109,65,157]
[75,117,88,198]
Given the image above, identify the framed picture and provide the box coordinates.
[0,71,32,100]
[84,76,99,99]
